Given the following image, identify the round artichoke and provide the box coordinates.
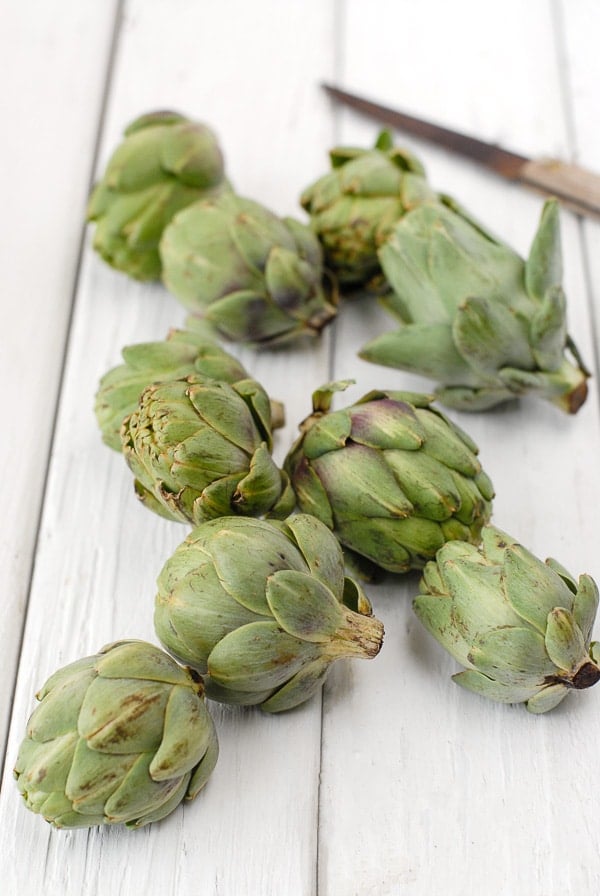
[14,640,218,828]
[284,382,494,575]
[154,514,384,712]
[95,324,265,451]
[159,192,338,347]
[360,197,589,413]
[300,130,435,290]
[413,526,600,713]
[121,374,294,524]
[87,110,229,280]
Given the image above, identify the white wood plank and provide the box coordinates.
[0,1,120,758]
[319,1,600,893]
[0,2,337,894]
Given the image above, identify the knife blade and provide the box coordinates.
[322,83,600,220]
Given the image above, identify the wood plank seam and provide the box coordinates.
[0,0,126,782]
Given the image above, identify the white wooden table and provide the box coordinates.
[1,2,599,893]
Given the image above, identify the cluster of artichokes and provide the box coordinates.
[15,110,597,833]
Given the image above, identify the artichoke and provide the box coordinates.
[95,323,276,451]
[360,197,589,413]
[14,640,218,828]
[283,382,494,575]
[300,131,435,290]
[160,192,338,347]
[154,514,384,712]
[121,373,294,524]
[413,526,600,713]
[87,110,229,280]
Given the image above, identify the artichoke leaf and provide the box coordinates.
[150,686,213,780]
[266,570,344,642]
[207,621,321,692]
[502,544,576,633]
[524,199,563,301]
[452,669,540,704]
[469,626,555,686]
[544,608,587,673]
[260,658,331,713]
[360,323,473,385]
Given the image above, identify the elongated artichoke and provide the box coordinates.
[87,110,229,280]
[284,382,493,575]
[300,131,435,290]
[360,197,589,413]
[160,192,338,347]
[95,324,267,451]
[413,526,600,713]
[154,514,384,712]
[121,373,294,524]
[14,640,218,828]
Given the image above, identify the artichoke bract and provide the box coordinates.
[300,131,435,290]
[95,323,264,451]
[87,110,229,280]
[413,526,600,713]
[121,373,294,524]
[14,640,218,828]
[160,192,338,347]
[284,382,494,575]
[154,514,384,712]
[360,197,589,413]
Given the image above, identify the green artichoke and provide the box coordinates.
[283,382,494,575]
[121,373,294,524]
[154,514,384,712]
[87,110,229,280]
[360,197,589,413]
[300,131,435,290]
[14,640,218,828]
[413,526,600,713]
[159,192,338,347]
[95,323,274,451]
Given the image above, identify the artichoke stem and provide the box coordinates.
[269,399,286,431]
[569,661,600,690]
[327,608,384,660]
[547,358,589,414]
[548,660,600,690]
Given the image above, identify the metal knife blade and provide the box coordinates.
[322,83,600,220]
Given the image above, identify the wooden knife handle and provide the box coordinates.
[519,158,600,220]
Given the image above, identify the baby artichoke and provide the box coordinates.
[413,526,600,712]
[14,640,218,828]
[154,514,384,712]
[121,374,294,524]
[284,382,494,574]
[95,324,255,451]
[360,197,589,413]
[300,131,435,290]
[87,110,229,280]
[160,192,337,347]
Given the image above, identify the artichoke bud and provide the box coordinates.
[301,133,435,289]
[14,640,218,828]
[87,109,229,281]
[413,525,600,713]
[284,383,493,575]
[360,197,589,413]
[154,515,384,712]
[121,374,292,525]
[160,194,337,347]
[94,326,259,451]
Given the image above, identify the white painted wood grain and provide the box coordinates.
[0,1,120,759]
[2,1,600,894]
[319,1,600,894]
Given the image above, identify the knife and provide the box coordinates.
[322,83,600,220]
